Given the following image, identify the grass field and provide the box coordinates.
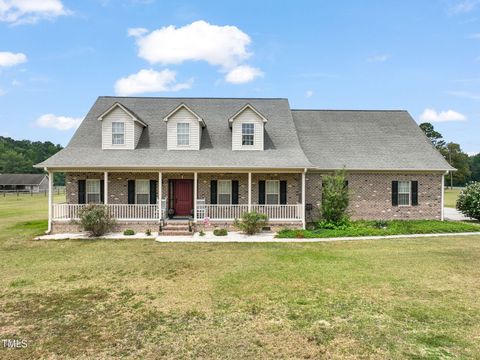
[444,188,463,208]
[1,195,480,358]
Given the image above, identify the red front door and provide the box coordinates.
[174,180,193,216]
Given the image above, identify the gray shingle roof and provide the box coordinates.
[0,174,47,185]
[291,110,453,171]
[36,97,312,169]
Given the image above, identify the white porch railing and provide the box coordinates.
[53,203,161,221]
[251,204,302,220]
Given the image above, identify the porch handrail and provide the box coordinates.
[53,203,160,221]
[195,203,302,221]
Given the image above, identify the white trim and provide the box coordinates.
[47,171,53,234]
[194,172,198,223]
[441,173,446,221]
[176,122,190,146]
[217,179,232,205]
[241,123,255,146]
[397,180,411,207]
[135,179,150,204]
[163,103,206,127]
[111,121,125,145]
[104,172,108,205]
[302,170,306,229]
[265,180,280,205]
[86,179,101,204]
[248,172,252,212]
[159,172,163,220]
[228,103,268,125]
[97,102,147,127]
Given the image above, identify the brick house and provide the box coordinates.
[36,97,453,234]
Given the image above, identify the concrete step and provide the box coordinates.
[158,230,193,236]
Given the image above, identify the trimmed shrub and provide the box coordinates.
[457,182,480,221]
[213,228,228,236]
[123,229,135,236]
[234,211,268,235]
[199,230,206,236]
[320,170,350,225]
[78,204,115,237]
[145,229,152,236]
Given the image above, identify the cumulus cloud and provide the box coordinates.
[449,0,480,14]
[419,108,466,122]
[306,90,314,98]
[0,0,69,24]
[127,27,148,37]
[367,54,389,63]
[133,20,252,69]
[35,114,83,130]
[114,68,192,96]
[0,51,27,67]
[225,65,263,84]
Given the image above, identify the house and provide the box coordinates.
[35,97,453,234]
[0,173,49,193]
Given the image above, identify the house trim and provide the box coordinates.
[97,102,147,127]
[163,103,206,127]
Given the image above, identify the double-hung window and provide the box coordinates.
[177,123,190,146]
[242,123,254,146]
[266,180,280,205]
[112,122,125,145]
[136,180,150,204]
[398,181,411,206]
[86,179,101,204]
[218,180,232,205]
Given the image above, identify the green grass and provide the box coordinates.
[445,188,463,208]
[1,195,480,358]
[277,220,480,238]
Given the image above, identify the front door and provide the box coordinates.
[174,180,193,216]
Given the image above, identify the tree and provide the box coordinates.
[419,122,446,150]
[441,143,471,187]
[470,154,480,182]
[321,170,350,224]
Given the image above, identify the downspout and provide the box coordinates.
[441,171,448,221]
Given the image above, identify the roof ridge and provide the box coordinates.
[98,96,288,100]
[291,109,408,112]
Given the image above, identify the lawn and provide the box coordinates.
[1,195,480,359]
[445,188,463,208]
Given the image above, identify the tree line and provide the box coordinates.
[420,123,480,186]
[0,136,65,185]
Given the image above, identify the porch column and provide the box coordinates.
[248,172,252,212]
[302,170,306,229]
[47,170,53,234]
[104,172,108,204]
[194,172,198,223]
[159,172,163,220]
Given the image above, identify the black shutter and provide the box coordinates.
[78,180,86,204]
[128,180,135,204]
[259,180,266,204]
[210,180,217,204]
[168,180,174,209]
[411,181,418,206]
[100,179,105,203]
[280,180,287,204]
[392,181,398,206]
[344,180,349,188]
[232,180,239,204]
[150,180,157,204]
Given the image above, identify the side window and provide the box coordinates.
[398,181,411,206]
[86,180,101,203]
[112,122,125,145]
[242,123,254,145]
[177,123,190,146]
[218,180,232,204]
[266,180,279,204]
[136,180,150,204]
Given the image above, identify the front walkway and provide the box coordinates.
[444,207,474,221]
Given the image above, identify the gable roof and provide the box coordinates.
[163,103,206,127]
[97,102,147,127]
[0,173,47,185]
[291,110,454,171]
[228,104,268,127]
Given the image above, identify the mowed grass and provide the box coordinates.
[445,188,463,208]
[1,196,480,358]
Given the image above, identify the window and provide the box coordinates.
[398,181,411,206]
[218,180,232,204]
[266,180,279,205]
[86,179,101,204]
[242,123,254,145]
[112,122,125,145]
[136,180,150,204]
[177,123,190,146]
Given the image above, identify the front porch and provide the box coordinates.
[47,170,306,233]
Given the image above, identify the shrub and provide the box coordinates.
[145,229,152,236]
[234,211,268,235]
[123,229,135,236]
[457,182,480,221]
[373,220,388,229]
[78,204,115,237]
[199,230,206,236]
[321,170,350,225]
[317,218,350,230]
[213,228,228,236]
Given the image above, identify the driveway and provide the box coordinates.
[444,207,474,221]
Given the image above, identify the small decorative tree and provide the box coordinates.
[234,212,268,235]
[321,170,350,225]
[78,204,116,237]
[456,182,480,221]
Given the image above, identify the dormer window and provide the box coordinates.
[177,123,190,146]
[112,122,125,145]
[242,123,254,145]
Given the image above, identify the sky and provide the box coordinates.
[0,0,479,154]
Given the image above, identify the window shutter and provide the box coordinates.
[232,180,239,204]
[344,180,349,189]
[128,180,135,204]
[150,180,157,204]
[78,180,86,204]
[411,181,418,206]
[100,179,105,203]
[280,180,287,204]
[168,180,174,209]
[392,181,398,206]
[259,180,266,204]
[210,180,217,204]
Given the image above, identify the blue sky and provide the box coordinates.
[0,0,479,154]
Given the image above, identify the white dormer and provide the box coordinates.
[98,103,147,150]
[164,103,205,151]
[229,104,267,151]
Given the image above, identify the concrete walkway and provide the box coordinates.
[444,207,474,221]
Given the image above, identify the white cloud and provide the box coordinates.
[225,65,263,84]
[35,114,83,130]
[0,0,69,24]
[133,20,252,69]
[419,108,466,122]
[448,90,480,100]
[367,54,389,63]
[449,0,480,14]
[114,68,192,96]
[0,51,27,67]
[127,27,148,37]
[306,90,314,98]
